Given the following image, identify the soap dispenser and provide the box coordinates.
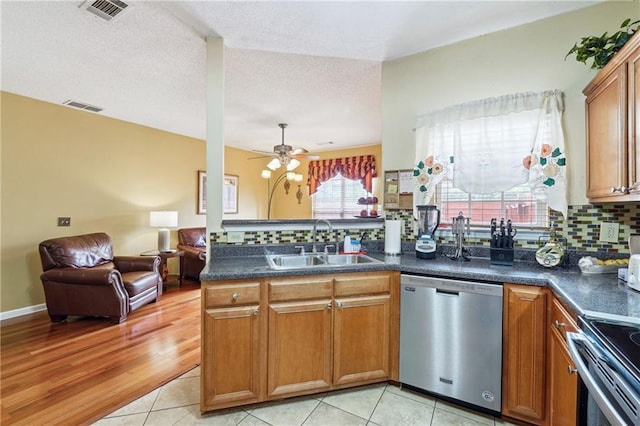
[535,222,565,268]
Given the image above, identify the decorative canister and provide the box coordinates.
[536,223,564,268]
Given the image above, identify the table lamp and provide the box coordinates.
[149,211,178,253]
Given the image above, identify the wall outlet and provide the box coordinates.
[57,217,71,227]
[599,221,619,243]
[227,231,245,243]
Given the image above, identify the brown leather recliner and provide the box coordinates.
[39,233,163,324]
[177,227,206,282]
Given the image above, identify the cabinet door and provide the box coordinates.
[267,299,332,398]
[629,43,640,194]
[333,294,390,386]
[548,325,578,426]
[201,305,261,410]
[586,66,628,200]
[502,284,547,424]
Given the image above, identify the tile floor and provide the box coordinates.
[94,367,518,426]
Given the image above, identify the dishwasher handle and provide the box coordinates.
[435,288,459,296]
[566,331,629,426]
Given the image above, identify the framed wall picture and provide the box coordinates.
[197,170,207,215]
[223,174,239,214]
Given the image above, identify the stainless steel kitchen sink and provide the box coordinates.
[324,254,380,265]
[265,253,382,269]
[267,254,326,268]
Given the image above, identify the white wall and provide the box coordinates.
[381,2,639,205]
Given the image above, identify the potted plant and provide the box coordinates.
[566,18,639,69]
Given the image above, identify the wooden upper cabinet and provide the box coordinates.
[585,67,627,199]
[584,31,640,201]
[502,284,547,424]
[629,43,640,194]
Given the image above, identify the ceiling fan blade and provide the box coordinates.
[292,154,320,160]
[248,154,276,160]
[291,147,310,155]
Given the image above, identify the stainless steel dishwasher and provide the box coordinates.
[399,274,503,413]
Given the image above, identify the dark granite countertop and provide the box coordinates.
[201,246,639,322]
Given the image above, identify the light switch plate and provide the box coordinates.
[599,222,619,243]
[227,231,245,243]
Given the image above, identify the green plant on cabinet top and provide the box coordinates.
[566,18,639,69]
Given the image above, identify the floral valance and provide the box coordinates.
[308,155,377,195]
[414,90,568,218]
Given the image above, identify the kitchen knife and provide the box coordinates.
[499,218,506,248]
[490,218,497,248]
[506,219,513,248]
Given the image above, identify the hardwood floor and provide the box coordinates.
[0,282,201,426]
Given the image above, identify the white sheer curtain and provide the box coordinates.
[413,90,567,218]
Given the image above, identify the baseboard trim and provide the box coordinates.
[0,303,47,321]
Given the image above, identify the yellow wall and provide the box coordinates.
[1,92,207,313]
[0,92,378,313]
[224,145,268,219]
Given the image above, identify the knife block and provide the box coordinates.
[490,247,514,266]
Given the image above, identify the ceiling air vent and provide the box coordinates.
[78,0,130,21]
[63,100,104,113]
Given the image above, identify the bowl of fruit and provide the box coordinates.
[578,256,629,274]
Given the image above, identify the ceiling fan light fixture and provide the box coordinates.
[267,158,281,171]
[287,159,300,171]
[261,169,272,179]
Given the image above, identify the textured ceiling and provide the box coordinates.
[0,1,599,153]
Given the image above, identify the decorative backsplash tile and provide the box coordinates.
[211,203,638,254]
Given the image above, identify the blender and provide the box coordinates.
[415,205,440,259]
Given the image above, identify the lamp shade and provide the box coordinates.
[149,211,178,228]
[149,211,178,253]
[287,159,300,171]
[266,158,281,171]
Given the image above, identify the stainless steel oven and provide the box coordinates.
[566,315,640,426]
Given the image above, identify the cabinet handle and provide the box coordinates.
[554,320,565,329]
[232,293,239,301]
[610,186,629,194]
[568,366,577,374]
[326,302,332,310]
[253,308,259,316]
[337,301,343,309]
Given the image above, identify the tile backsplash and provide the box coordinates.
[211,204,638,254]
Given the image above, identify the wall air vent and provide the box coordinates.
[78,0,130,21]
[62,100,104,113]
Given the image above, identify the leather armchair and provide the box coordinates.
[177,227,206,282]
[39,233,162,324]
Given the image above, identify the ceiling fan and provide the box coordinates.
[250,123,319,169]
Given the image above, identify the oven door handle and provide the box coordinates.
[566,331,629,426]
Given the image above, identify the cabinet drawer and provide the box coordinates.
[204,282,261,307]
[268,277,332,302]
[550,297,577,341]
[334,273,390,297]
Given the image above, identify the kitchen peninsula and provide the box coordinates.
[200,244,638,425]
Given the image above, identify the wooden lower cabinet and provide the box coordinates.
[201,271,398,413]
[502,284,547,424]
[201,303,262,410]
[547,296,578,426]
[333,294,390,385]
[267,299,333,398]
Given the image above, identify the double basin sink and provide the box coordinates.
[266,253,382,270]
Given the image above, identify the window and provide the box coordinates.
[436,179,548,229]
[312,174,370,219]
